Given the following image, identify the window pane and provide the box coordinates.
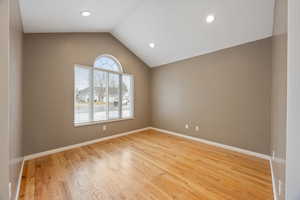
[94,56,121,72]
[122,75,133,118]
[108,73,120,119]
[75,67,91,123]
[94,71,107,121]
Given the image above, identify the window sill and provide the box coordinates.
[74,117,135,128]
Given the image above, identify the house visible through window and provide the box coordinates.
[74,55,134,125]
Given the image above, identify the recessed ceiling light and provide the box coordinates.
[81,11,91,17]
[206,15,215,24]
[149,43,155,48]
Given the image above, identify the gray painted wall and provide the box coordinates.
[23,34,274,157]
[271,0,287,199]
[151,38,272,155]
[0,0,10,198]
[9,0,24,199]
[23,33,151,155]
[0,0,23,199]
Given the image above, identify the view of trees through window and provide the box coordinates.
[74,56,133,124]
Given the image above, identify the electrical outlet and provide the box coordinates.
[195,126,199,131]
[272,151,275,160]
[9,182,11,200]
[102,125,107,131]
[185,124,189,129]
[278,180,282,196]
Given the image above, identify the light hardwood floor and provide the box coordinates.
[19,130,273,200]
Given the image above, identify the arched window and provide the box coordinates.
[94,55,123,72]
[74,55,134,125]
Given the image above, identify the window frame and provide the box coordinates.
[73,62,134,127]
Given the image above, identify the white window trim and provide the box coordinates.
[74,117,135,127]
[73,64,135,127]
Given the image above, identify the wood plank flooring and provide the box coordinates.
[19,130,273,200]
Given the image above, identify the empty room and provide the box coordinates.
[1,0,300,199]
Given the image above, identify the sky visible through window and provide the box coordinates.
[75,67,90,93]
[76,56,122,91]
[94,56,121,72]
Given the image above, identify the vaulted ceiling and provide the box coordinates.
[19,0,275,67]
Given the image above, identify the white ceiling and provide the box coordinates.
[20,0,275,67]
[19,0,143,33]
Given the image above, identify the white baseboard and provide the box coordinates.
[149,127,271,160]
[15,158,25,200]
[24,127,151,161]
[21,126,275,199]
[270,159,277,200]
[24,126,271,161]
